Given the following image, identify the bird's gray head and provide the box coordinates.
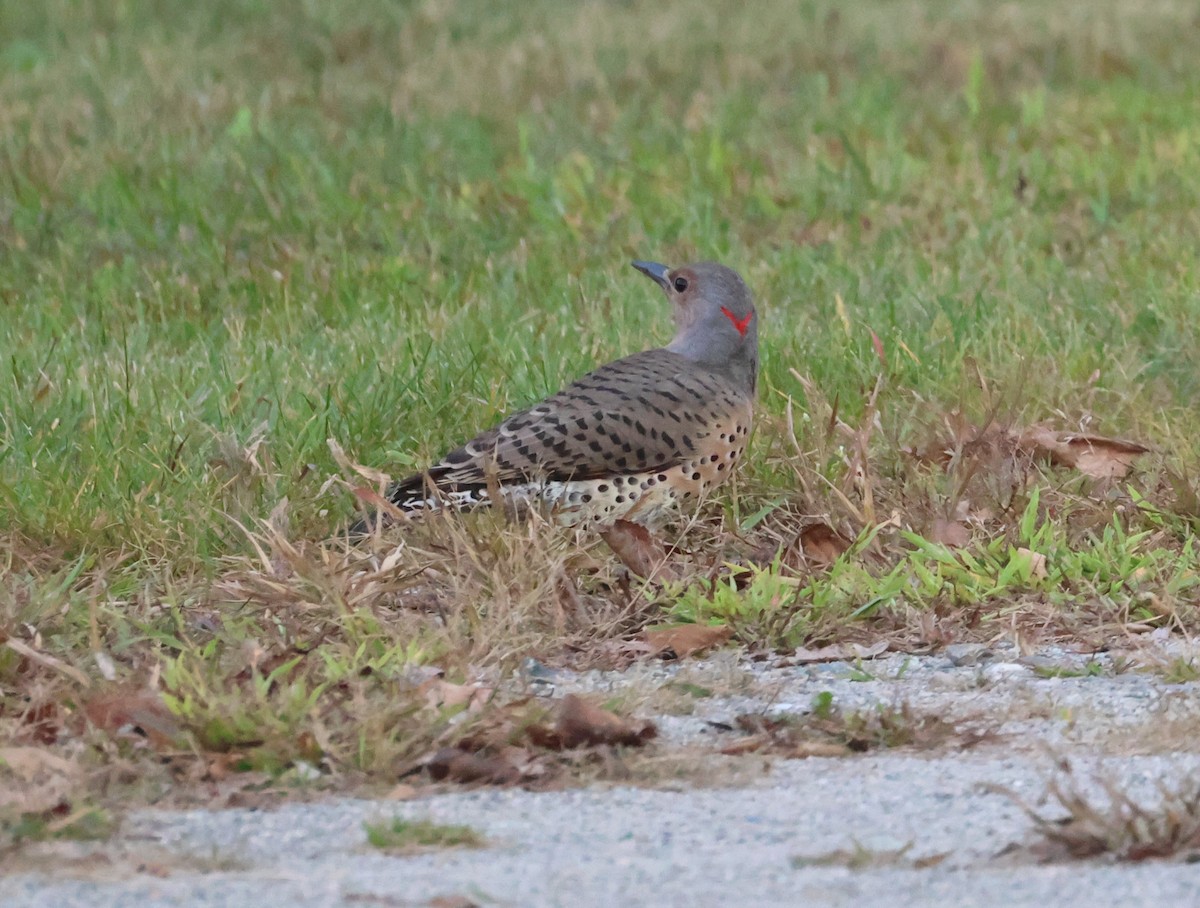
[631,260,759,394]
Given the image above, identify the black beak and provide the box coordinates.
[631,260,671,291]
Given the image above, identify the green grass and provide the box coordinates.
[5,0,1200,555]
[363,816,484,852]
[1,806,115,848]
[3,0,1200,804]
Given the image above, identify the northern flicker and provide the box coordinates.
[351,260,758,533]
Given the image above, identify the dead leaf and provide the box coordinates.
[384,783,418,801]
[425,747,522,785]
[1066,436,1149,480]
[1020,427,1148,480]
[798,522,851,565]
[1013,547,1048,581]
[419,679,494,712]
[599,520,678,581]
[83,689,182,748]
[927,518,971,548]
[790,641,889,664]
[536,695,657,750]
[642,624,733,659]
[910,417,1147,484]
[0,746,82,813]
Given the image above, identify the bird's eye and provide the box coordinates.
[673,276,689,292]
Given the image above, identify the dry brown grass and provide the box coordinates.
[994,758,1200,862]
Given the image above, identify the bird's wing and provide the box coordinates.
[395,349,749,498]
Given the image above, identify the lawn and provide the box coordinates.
[3,0,1200,817]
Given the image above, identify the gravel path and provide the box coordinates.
[4,641,1200,907]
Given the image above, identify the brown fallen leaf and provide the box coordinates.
[0,746,82,813]
[909,417,1148,483]
[534,695,657,750]
[1013,547,1048,580]
[599,519,678,581]
[790,641,889,664]
[927,517,971,548]
[1065,435,1149,480]
[418,679,494,712]
[798,522,852,565]
[642,624,733,659]
[83,689,182,749]
[1020,427,1148,481]
[425,747,522,785]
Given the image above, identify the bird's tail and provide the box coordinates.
[345,472,492,538]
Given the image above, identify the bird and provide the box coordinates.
[351,260,758,534]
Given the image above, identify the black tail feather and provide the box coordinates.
[345,471,490,539]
